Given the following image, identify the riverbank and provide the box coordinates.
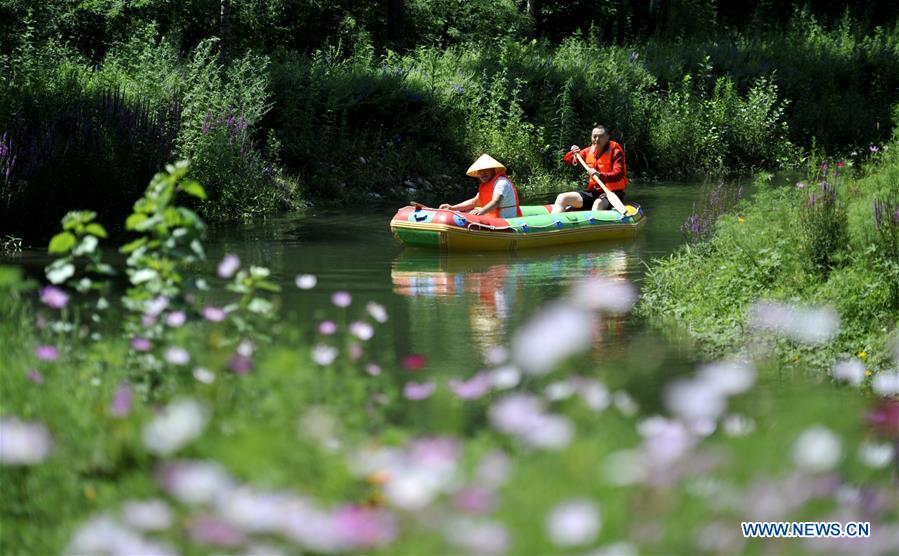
[639,110,899,379]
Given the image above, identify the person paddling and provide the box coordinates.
[434,154,522,218]
[551,126,628,213]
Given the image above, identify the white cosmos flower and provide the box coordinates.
[858,442,893,469]
[546,499,601,547]
[569,276,638,314]
[665,378,726,422]
[142,398,209,456]
[512,302,593,375]
[832,358,866,386]
[159,460,234,505]
[792,425,842,472]
[696,359,756,396]
[0,418,53,465]
[295,274,317,289]
[121,499,173,531]
[872,371,899,396]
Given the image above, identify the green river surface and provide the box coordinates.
[5,180,738,391]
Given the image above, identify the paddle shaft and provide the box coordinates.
[574,152,628,215]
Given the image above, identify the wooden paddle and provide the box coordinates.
[574,152,633,216]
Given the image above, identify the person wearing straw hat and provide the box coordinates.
[435,154,522,218]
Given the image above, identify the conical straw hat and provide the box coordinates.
[466,154,506,177]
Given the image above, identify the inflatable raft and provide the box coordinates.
[390,204,646,251]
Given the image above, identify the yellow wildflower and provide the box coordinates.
[865,369,873,377]
[737,217,745,224]
[857,350,868,360]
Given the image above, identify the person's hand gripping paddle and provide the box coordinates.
[574,152,635,216]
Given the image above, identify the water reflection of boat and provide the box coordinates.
[390,204,646,251]
[392,246,631,356]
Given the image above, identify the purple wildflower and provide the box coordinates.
[228,355,254,375]
[26,369,44,384]
[35,345,59,361]
[110,383,133,418]
[319,320,338,335]
[130,337,152,352]
[39,286,69,309]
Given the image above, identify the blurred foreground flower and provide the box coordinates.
[793,426,842,472]
[569,277,637,314]
[832,358,866,386]
[217,254,240,279]
[512,302,592,375]
[546,499,601,547]
[295,274,317,289]
[0,418,53,465]
[143,399,209,455]
[40,285,69,309]
[747,301,840,344]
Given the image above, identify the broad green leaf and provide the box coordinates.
[126,213,148,230]
[48,232,77,254]
[182,180,207,200]
[120,237,148,254]
[85,223,108,238]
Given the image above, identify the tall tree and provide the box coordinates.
[388,0,405,51]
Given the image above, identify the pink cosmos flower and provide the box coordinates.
[202,306,227,322]
[188,515,244,547]
[332,291,352,308]
[331,505,397,549]
[449,373,492,400]
[39,286,69,309]
[165,311,186,327]
[404,381,436,400]
[365,363,382,376]
[217,254,240,279]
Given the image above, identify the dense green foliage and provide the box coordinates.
[2,2,899,240]
[640,111,899,373]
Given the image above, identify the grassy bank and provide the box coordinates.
[639,109,899,377]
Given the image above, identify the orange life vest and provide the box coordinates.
[477,173,522,218]
[581,141,628,192]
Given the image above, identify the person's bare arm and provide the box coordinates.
[440,195,478,212]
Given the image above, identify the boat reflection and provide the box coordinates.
[391,243,634,358]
